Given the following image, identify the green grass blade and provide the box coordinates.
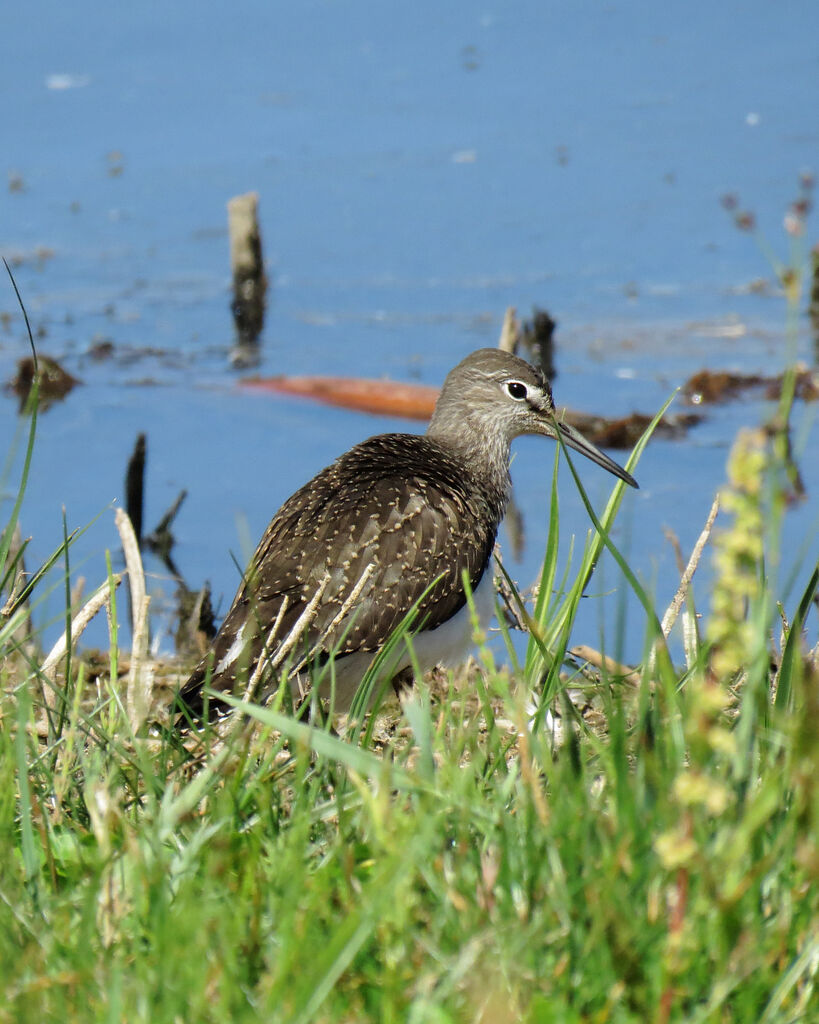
[14,680,41,901]
[775,560,819,712]
[0,261,40,579]
[219,693,415,789]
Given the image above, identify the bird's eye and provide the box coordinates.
[505,380,528,400]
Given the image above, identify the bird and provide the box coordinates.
[176,347,638,721]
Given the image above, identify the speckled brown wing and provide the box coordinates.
[178,434,504,715]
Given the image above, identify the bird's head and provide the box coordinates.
[428,347,638,488]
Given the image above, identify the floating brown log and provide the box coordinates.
[239,373,698,446]
[240,375,441,421]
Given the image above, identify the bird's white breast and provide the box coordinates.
[311,569,496,712]
[408,568,495,672]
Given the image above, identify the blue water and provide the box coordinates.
[2,0,818,661]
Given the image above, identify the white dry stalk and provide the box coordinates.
[268,571,331,674]
[41,576,121,701]
[237,570,333,714]
[115,508,153,731]
[86,781,128,948]
[569,643,641,688]
[293,561,376,677]
[115,508,146,628]
[224,576,332,743]
[127,593,153,731]
[210,596,294,747]
[646,494,720,678]
[661,495,719,638]
[235,594,291,708]
[664,497,720,672]
[226,563,375,737]
[680,603,701,671]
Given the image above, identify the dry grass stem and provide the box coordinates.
[242,595,290,699]
[41,577,121,683]
[115,508,153,730]
[569,644,641,687]
[661,495,719,638]
[115,508,145,629]
[39,576,122,731]
[1,525,34,649]
[269,572,330,676]
[127,593,153,731]
[296,561,376,674]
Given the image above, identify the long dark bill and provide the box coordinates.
[557,420,639,489]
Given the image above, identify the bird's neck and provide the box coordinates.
[425,413,513,519]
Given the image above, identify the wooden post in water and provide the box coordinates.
[125,433,146,544]
[228,192,267,361]
[810,245,819,324]
[522,307,557,381]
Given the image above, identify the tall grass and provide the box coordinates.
[0,253,817,1022]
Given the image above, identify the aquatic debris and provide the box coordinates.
[683,367,819,405]
[566,410,703,448]
[240,374,441,421]
[7,354,80,411]
[240,373,698,446]
[520,307,557,380]
[228,191,267,365]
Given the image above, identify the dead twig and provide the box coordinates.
[569,644,642,688]
[116,508,153,731]
[661,495,719,638]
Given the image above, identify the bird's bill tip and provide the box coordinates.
[557,421,639,489]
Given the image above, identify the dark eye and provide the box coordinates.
[505,380,528,400]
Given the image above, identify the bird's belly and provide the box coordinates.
[409,569,495,672]
[312,570,495,712]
